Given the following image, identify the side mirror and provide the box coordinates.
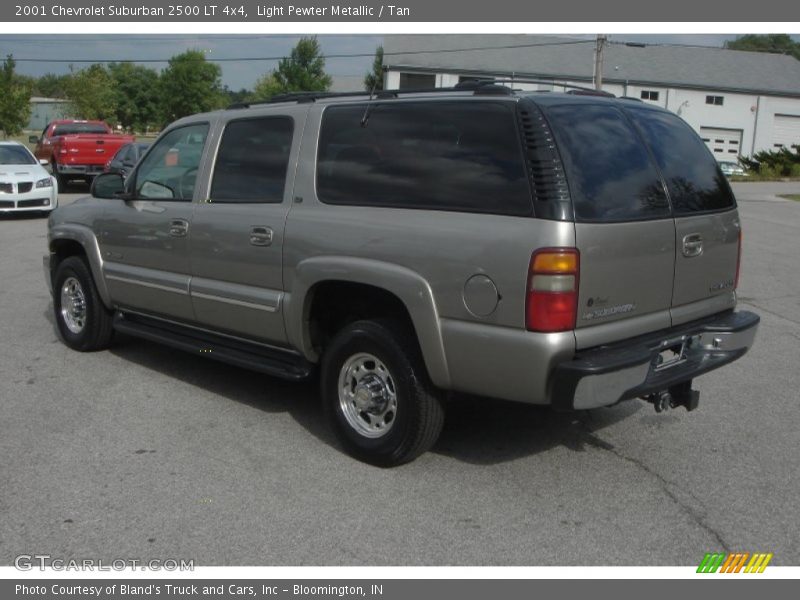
[29,135,39,144]
[91,172,126,199]
[39,158,49,166]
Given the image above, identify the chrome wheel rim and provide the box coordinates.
[60,276,87,334]
[338,352,398,438]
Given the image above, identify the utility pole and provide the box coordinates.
[595,34,607,91]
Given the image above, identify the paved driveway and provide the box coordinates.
[0,182,797,566]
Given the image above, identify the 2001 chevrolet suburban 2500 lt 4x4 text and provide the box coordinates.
[44,83,760,466]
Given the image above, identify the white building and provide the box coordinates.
[383,35,800,160]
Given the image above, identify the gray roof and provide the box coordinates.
[383,35,800,96]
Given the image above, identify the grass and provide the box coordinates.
[778,194,800,201]
[729,175,800,183]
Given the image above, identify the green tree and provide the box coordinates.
[252,37,332,100]
[64,64,117,122]
[222,85,252,106]
[0,55,33,138]
[725,34,800,61]
[160,50,224,121]
[363,45,384,92]
[108,62,161,132]
[33,72,70,98]
[250,74,284,101]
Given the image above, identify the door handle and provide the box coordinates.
[169,219,189,238]
[682,233,703,257]
[250,226,273,247]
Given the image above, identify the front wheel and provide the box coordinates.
[321,319,445,467]
[53,256,114,351]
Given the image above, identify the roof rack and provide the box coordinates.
[225,79,613,109]
[226,87,482,109]
[473,78,615,97]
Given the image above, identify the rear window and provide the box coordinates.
[626,108,735,214]
[52,123,109,136]
[544,104,670,222]
[316,101,532,216]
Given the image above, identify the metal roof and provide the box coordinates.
[383,35,800,97]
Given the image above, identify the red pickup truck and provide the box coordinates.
[32,120,135,188]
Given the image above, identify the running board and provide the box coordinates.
[112,312,313,381]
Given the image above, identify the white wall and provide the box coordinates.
[754,96,800,154]
[663,89,758,157]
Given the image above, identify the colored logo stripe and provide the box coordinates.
[697,553,726,573]
[697,552,772,573]
[745,553,773,573]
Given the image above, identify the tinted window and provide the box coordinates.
[627,109,735,214]
[134,123,208,201]
[113,145,131,163]
[210,117,293,203]
[52,123,109,136]
[134,143,151,159]
[545,104,669,222]
[317,102,532,216]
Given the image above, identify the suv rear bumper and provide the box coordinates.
[551,310,759,410]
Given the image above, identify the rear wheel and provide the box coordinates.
[53,256,114,351]
[321,319,444,466]
[51,161,67,191]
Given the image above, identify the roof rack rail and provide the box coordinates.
[229,88,465,109]
[478,78,614,97]
[224,79,613,109]
[227,90,373,109]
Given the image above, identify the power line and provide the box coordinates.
[0,34,317,43]
[4,39,595,64]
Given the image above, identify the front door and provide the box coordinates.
[99,122,211,322]
[189,110,305,345]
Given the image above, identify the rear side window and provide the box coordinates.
[544,104,669,222]
[626,109,735,214]
[52,123,109,136]
[316,102,532,216]
[210,117,294,203]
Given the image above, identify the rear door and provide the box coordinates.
[627,108,740,325]
[543,102,676,348]
[188,109,305,345]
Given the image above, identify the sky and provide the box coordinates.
[0,34,792,91]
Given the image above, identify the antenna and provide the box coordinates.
[360,65,386,127]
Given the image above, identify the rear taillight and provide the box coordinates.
[526,248,580,332]
[735,229,742,290]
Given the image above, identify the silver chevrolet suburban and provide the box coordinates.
[44,83,760,466]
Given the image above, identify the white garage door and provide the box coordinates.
[699,127,743,160]
[773,114,800,150]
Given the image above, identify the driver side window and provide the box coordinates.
[134,123,209,201]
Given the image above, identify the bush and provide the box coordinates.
[741,146,800,177]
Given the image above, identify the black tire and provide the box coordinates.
[321,319,445,467]
[52,163,67,191]
[52,256,114,351]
